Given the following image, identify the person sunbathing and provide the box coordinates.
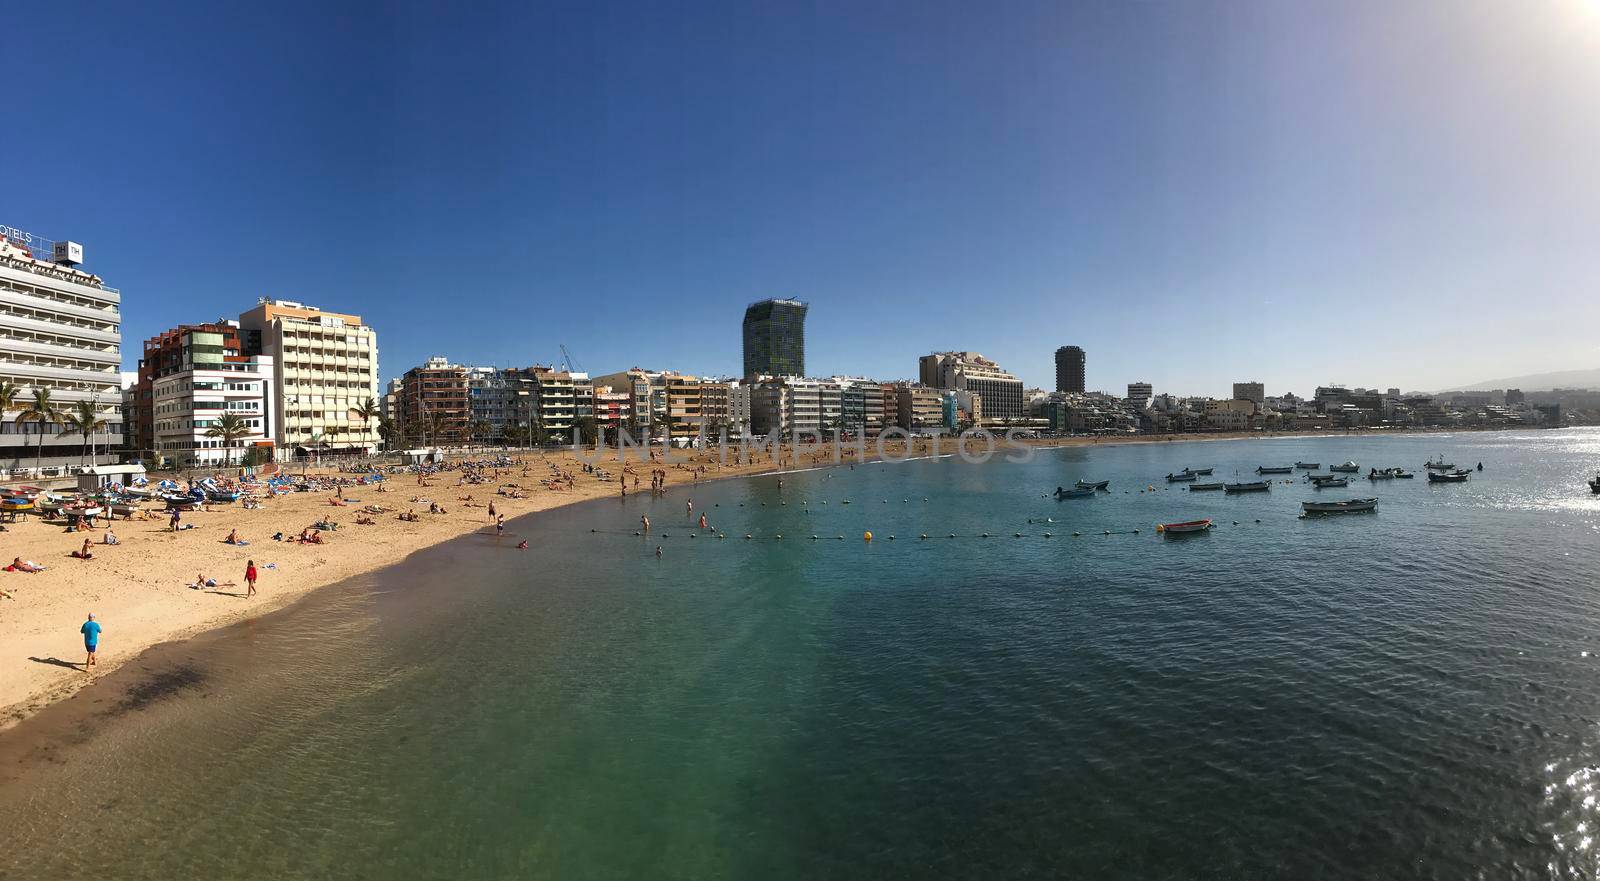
[224,529,245,545]
[71,539,94,560]
[10,557,43,573]
[329,497,347,506]
[398,510,420,522]
[355,515,375,525]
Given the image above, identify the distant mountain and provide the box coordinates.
[1441,367,1600,393]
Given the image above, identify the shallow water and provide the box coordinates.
[3,430,1600,879]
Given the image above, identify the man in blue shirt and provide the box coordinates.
[81,613,101,671]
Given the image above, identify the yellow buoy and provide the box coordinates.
[863,531,873,541]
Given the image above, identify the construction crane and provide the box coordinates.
[559,344,583,374]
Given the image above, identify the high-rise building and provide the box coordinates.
[894,384,944,433]
[239,298,380,458]
[742,298,807,378]
[1232,381,1265,404]
[140,321,276,466]
[0,228,123,469]
[919,352,1024,421]
[1055,346,1086,393]
[1126,382,1153,409]
[398,357,470,446]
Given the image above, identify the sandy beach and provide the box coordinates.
[0,427,1467,731]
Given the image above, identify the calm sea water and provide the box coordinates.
[4,430,1600,880]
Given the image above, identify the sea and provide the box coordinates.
[2,429,1600,880]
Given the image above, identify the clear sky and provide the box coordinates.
[6,0,1599,397]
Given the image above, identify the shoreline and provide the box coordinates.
[0,426,1523,736]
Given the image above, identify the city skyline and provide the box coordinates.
[7,1,1600,396]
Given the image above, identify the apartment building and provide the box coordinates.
[399,357,470,446]
[239,299,380,458]
[0,229,123,469]
[138,321,275,466]
[895,384,944,433]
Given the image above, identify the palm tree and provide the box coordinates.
[377,415,397,451]
[0,379,17,432]
[470,418,493,448]
[427,411,448,448]
[349,397,380,456]
[16,387,64,473]
[61,399,108,468]
[204,412,252,466]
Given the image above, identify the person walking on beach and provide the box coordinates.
[170,507,181,532]
[244,560,258,598]
[488,500,496,521]
[495,514,505,536]
[81,613,101,670]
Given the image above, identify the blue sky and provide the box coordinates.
[6,0,1599,397]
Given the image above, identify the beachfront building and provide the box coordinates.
[0,228,123,471]
[528,367,592,439]
[1126,382,1153,409]
[894,384,944,433]
[591,368,666,437]
[1232,381,1265,404]
[742,298,807,378]
[919,352,1025,422]
[833,377,886,435]
[1055,346,1086,394]
[239,298,380,459]
[397,357,470,446]
[592,385,632,431]
[150,347,275,467]
[699,380,750,437]
[137,321,276,466]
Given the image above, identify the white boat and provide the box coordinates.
[1302,498,1378,514]
[1166,472,1197,482]
[1311,477,1349,488]
[1328,461,1359,473]
[1425,456,1454,470]
[1074,479,1110,491]
[1055,486,1096,499]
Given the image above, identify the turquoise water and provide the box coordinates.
[4,430,1600,879]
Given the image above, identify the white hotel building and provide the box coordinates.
[0,229,123,470]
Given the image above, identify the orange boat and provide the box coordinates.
[1156,519,1212,535]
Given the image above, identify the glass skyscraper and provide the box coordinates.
[742,298,807,377]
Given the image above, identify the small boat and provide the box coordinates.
[1302,498,1378,514]
[1312,477,1349,488]
[1256,466,1293,474]
[1188,482,1225,491]
[1328,461,1359,473]
[1392,469,1414,479]
[206,490,241,503]
[9,486,44,501]
[1157,518,1213,534]
[1427,470,1469,483]
[1166,472,1198,482]
[1367,467,1413,480]
[1186,467,1214,476]
[1225,481,1272,493]
[1295,462,1320,469]
[1055,486,1096,499]
[1425,456,1454,470]
[1074,479,1110,491]
[0,497,34,513]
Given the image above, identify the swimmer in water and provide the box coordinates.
[655,545,663,558]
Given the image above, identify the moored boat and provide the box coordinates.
[1301,498,1378,514]
[1188,482,1225,491]
[1329,461,1359,473]
[1427,470,1469,483]
[1186,467,1213,476]
[1225,481,1271,493]
[1055,486,1096,499]
[1074,479,1110,491]
[1255,466,1292,474]
[1425,456,1454,470]
[1166,472,1198,482]
[1295,462,1320,469]
[1312,477,1349,488]
[1157,518,1213,534]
